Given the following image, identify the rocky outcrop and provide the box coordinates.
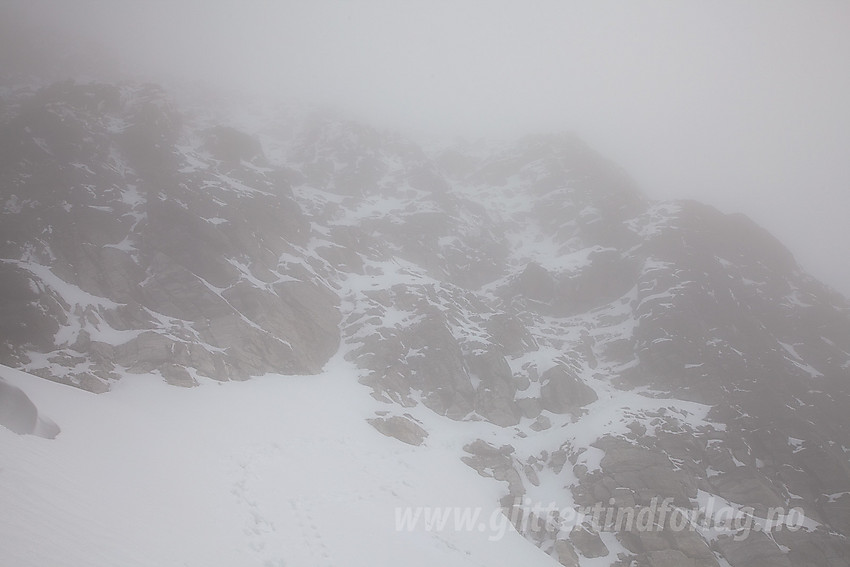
[539,364,597,414]
[368,414,428,446]
[0,81,340,390]
[3,80,850,566]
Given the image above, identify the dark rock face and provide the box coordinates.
[3,81,850,566]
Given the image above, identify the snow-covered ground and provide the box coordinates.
[0,358,558,567]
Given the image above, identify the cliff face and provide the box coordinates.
[2,81,850,566]
[0,82,340,388]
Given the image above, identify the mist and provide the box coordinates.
[5,0,850,296]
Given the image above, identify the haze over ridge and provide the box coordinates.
[3,0,850,296]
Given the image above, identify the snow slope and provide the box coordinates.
[0,359,557,567]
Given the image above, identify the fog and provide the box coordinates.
[5,0,850,296]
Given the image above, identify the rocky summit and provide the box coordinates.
[2,80,850,566]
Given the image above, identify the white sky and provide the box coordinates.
[7,0,850,295]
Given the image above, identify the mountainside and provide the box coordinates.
[2,81,850,567]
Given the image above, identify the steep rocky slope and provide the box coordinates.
[2,81,850,566]
[0,81,340,389]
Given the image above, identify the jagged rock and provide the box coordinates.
[514,262,556,303]
[462,440,524,500]
[529,414,551,431]
[570,525,608,558]
[554,538,580,567]
[0,264,62,358]
[71,372,110,393]
[595,437,698,505]
[485,314,537,356]
[405,315,475,420]
[469,351,521,426]
[159,363,197,388]
[540,365,597,414]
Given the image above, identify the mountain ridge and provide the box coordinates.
[2,80,850,566]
